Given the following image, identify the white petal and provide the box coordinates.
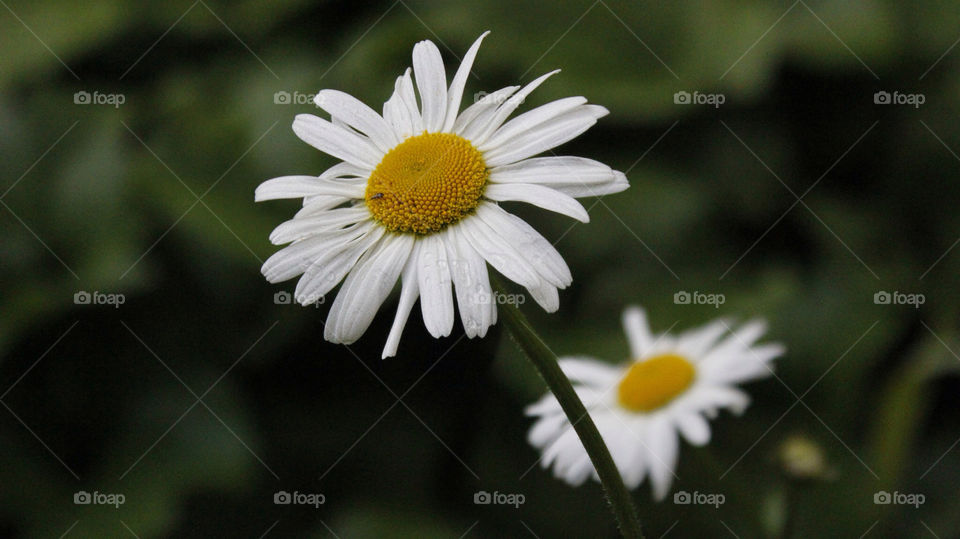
[444,225,495,338]
[461,206,565,312]
[558,357,623,388]
[691,386,751,416]
[479,96,586,151]
[320,161,371,180]
[731,320,768,348]
[560,453,594,486]
[269,206,371,245]
[397,68,424,135]
[382,250,421,358]
[484,183,589,222]
[442,31,489,132]
[602,414,647,488]
[700,344,782,384]
[455,85,520,139]
[489,156,629,198]
[646,416,679,501]
[470,69,560,146]
[677,318,731,359]
[675,413,711,447]
[412,40,448,132]
[622,306,653,358]
[475,203,572,287]
[541,423,582,470]
[525,386,605,418]
[294,196,352,218]
[324,233,415,344]
[292,114,383,169]
[527,411,568,448]
[483,105,608,167]
[294,226,385,304]
[417,234,454,338]
[315,90,400,152]
[384,75,415,139]
[265,177,364,204]
[255,175,324,201]
[458,211,540,287]
[261,222,374,283]
[703,320,771,362]
[525,282,560,312]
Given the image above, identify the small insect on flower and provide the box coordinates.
[526,306,785,500]
[256,31,628,358]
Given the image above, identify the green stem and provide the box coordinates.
[495,279,644,539]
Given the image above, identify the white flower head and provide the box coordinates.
[526,306,785,500]
[256,32,628,358]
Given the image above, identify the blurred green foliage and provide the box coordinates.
[3,0,960,537]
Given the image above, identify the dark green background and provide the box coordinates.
[2,1,959,537]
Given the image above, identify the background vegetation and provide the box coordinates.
[2,0,960,536]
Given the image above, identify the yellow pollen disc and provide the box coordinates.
[617,354,696,412]
[365,132,488,234]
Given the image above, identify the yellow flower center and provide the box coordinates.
[365,132,488,234]
[617,353,696,412]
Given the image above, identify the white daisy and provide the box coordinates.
[256,32,628,358]
[526,306,785,500]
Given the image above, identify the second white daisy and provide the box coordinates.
[526,306,785,500]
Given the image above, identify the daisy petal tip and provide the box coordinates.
[610,171,630,191]
[313,90,332,108]
[292,113,316,126]
[413,39,441,54]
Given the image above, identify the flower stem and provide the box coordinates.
[495,279,644,539]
